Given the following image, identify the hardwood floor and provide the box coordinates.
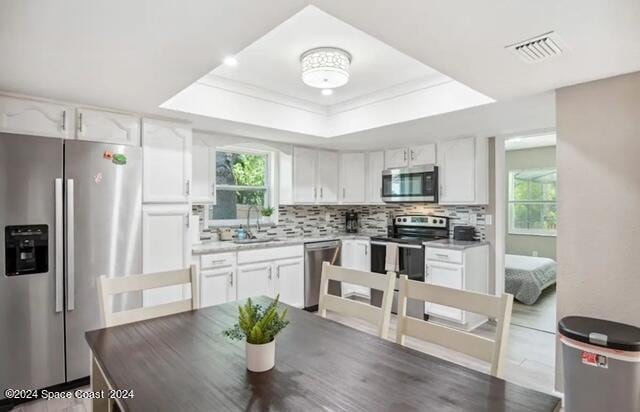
[511,285,557,333]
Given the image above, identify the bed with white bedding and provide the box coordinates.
[505,254,557,305]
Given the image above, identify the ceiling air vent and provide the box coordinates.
[506,31,563,63]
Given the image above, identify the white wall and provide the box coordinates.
[555,70,640,390]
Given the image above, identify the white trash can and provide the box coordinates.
[559,316,640,412]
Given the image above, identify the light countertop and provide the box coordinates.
[192,233,373,255]
[423,239,489,250]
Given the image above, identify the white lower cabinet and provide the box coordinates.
[202,268,236,308]
[341,239,371,298]
[237,262,273,300]
[273,258,304,308]
[424,244,489,330]
[142,204,191,307]
[425,262,464,322]
[201,245,304,308]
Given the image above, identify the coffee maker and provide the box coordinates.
[345,210,358,233]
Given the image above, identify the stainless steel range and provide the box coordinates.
[370,215,449,318]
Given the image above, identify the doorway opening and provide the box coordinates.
[504,133,557,334]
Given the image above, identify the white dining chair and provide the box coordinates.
[93,265,198,412]
[318,262,396,339]
[97,265,199,327]
[395,275,514,378]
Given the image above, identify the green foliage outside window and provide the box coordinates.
[509,169,557,235]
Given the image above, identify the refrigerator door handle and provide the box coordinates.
[55,178,64,313]
[66,179,75,311]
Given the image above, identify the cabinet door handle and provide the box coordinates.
[268,267,272,280]
[186,180,190,196]
[411,150,415,161]
[320,187,323,199]
[78,112,83,133]
[314,187,317,200]
[61,110,66,132]
[404,150,407,162]
[439,184,444,198]
[276,266,280,279]
[364,245,368,255]
[211,183,215,196]
[185,213,190,228]
[229,273,234,286]
[342,188,346,198]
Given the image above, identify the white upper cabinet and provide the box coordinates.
[291,147,339,204]
[142,203,191,307]
[340,152,366,204]
[75,108,140,146]
[293,147,317,203]
[191,137,215,204]
[385,144,436,169]
[408,144,436,166]
[142,118,192,203]
[366,151,385,204]
[437,136,488,205]
[0,95,73,139]
[385,148,409,169]
[317,150,339,203]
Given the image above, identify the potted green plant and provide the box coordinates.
[260,207,274,217]
[223,296,289,372]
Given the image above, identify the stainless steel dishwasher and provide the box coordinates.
[304,240,342,311]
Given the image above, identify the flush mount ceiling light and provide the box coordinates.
[321,89,333,96]
[300,47,351,89]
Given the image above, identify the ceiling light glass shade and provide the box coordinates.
[300,47,351,89]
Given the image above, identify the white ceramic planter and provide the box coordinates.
[245,340,275,372]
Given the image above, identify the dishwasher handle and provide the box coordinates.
[304,240,341,250]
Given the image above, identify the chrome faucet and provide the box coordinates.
[246,205,261,239]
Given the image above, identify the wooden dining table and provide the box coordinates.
[85,297,561,411]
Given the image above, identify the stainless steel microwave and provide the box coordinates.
[381,165,438,202]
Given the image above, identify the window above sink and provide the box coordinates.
[208,146,277,227]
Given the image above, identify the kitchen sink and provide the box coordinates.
[233,238,282,244]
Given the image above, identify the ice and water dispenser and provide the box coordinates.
[4,225,49,276]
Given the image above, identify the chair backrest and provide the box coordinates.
[98,265,199,327]
[395,275,513,378]
[318,262,396,339]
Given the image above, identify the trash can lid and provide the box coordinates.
[559,316,640,352]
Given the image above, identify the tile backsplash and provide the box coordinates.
[193,204,487,240]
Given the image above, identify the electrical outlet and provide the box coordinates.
[532,250,539,257]
[484,214,493,225]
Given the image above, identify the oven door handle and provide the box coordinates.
[371,241,423,249]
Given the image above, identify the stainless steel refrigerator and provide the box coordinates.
[0,132,142,397]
